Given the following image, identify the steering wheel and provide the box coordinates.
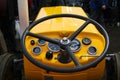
[21,14,109,73]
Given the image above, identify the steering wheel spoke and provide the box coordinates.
[69,20,90,40]
[65,46,82,67]
[27,32,60,45]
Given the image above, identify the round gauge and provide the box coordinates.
[32,46,42,55]
[38,39,46,45]
[82,38,91,45]
[48,39,60,52]
[88,46,97,55]
[69,39,81,52]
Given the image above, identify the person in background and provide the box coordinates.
[89,0,108,28]
[82,0,90,14]
[102,0,112,25]
[0,0,17,53]
[117,0,120,26]
[0,1,8,53]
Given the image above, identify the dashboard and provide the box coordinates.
[25,32,103,66]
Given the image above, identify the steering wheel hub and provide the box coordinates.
[60,37,70,45]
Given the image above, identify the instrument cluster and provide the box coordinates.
[31,37,97,58]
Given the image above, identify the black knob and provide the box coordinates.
[30,40,35,45]
[57,53,72,64]
[46,51,53,60]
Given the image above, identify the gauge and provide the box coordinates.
[48,39,60,52]
[82,38,91,45]
[69,39,81,52]
[88,46,97,55]
[38,39,46,45]
[32,46,42,55]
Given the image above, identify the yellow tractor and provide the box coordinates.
[0,0,120,80]
[21,6,109,80]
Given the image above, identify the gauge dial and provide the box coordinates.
[38,39,46,45]
[88,46,97,55]
[32,46,42,55]
[82,38,91,45]
[69,39,81,52]
[48,39,60,52]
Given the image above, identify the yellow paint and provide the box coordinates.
[24,6,106,80]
